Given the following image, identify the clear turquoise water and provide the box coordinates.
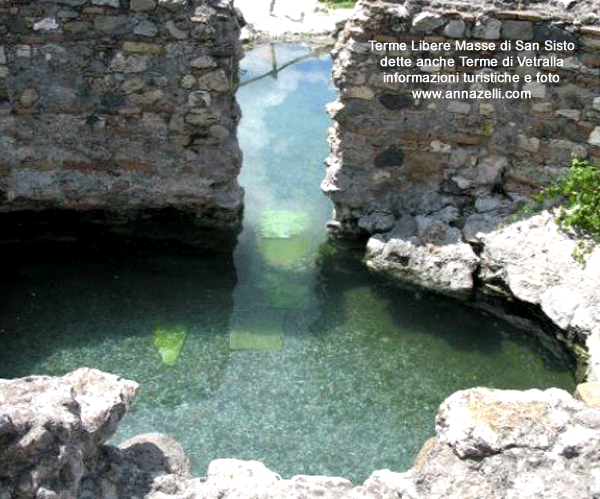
[0,44,575,485]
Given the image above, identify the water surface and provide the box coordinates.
[0,44,575,484]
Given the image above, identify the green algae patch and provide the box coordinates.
[260,210,311,238]
[260,235,312,270]
[230,331,283,351]
[153,325,187,366]
[259,210,313,270]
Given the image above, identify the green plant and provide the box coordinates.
[319,0,356,9]
[534,156,600,264]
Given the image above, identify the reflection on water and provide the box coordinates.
[0,44,575,485]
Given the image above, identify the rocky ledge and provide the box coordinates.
[2,367,600,499]
[365,210,600,381]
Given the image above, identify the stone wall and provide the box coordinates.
[0,0,244,235]
[324,0,600,378]
[324,0,600,241]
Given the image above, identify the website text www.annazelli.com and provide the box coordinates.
[412,89,532,99]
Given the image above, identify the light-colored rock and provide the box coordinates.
[110,52,150,73]
[444,19,465,38]
[447,101,471,114]
[475,155,507,185]
[33,18,59,31]
[396,387,600,499]
[480,210,600,344]
[516,134,540,152]
[158,0,187,10]
[555,108,580,120]
[16,45,32,58]
[0,368,137,499]
[575,382,600,407]
[181,74,197,89]
[589,127,600,146]
[122,41,163,54]
[185,110,219,126]
[523,81,546,98]
[190,55,217,69]
[473,15,501,39]
[365,235,479,297]
[0,47,5,65]
[411,12,444,34]
[188,90,211,108]
[344,86,375,100]
[197,70,230,92]
[19,88,39,107]
[93,0,119,6]
[133,20,159,37]
[436,387,582,458]
[166,19,188,39]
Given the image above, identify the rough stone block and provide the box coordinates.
[523,81,546,98]
[447,101,471,114]
[63,21,91,33]
[190,55,217,69]
[122,41,163,54]
[20,88,39,107]
[92,0,119,6]
[133,20,159,37]
[166,20,187,39]
[575,382,600,408]
[411,12,444,34]
[443,19,465,38]
[197,70,230,92]
[130,0,156,11]
[94,15,129,32]
[473,15,501,39]
[501,20,533,40]
[589,127,600,146]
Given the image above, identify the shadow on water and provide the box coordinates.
[0,211,238,409]
[312,241,575,376]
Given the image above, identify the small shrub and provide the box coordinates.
[534,156,600,264]
[319,0,356,9]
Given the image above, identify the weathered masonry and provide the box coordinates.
[324,0,600,381]
[0,0,244,237]
[324,0,600,240]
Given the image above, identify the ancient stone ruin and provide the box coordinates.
[0,0,244,238]
[323,0,600,380]
[324,0,600,241]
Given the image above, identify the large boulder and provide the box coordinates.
[365,234,479,298]
[0,368,137,499]
[479,211,600,379]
